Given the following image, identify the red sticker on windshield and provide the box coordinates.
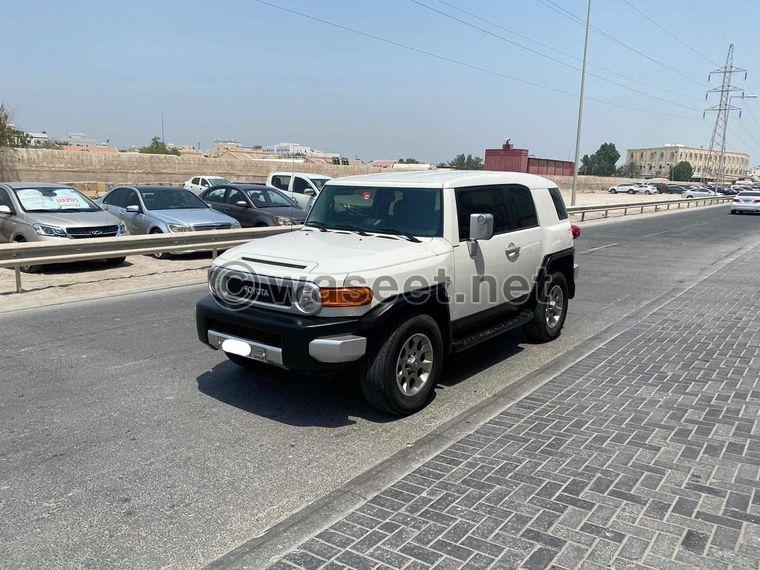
[362,192,372,200]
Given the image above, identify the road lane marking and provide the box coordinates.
[578,243,619,254]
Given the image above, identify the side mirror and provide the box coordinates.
[235,200,249,208]
[126,205,140,213]
[304,188,316,197]
[0,205,13,215]
[467,213,494,257]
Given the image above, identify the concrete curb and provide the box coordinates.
[205,238,757,569]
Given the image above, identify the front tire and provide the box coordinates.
[13,237,42,273]
[524,272,569,343]
[360,314,443,416]
[150,229,171,259]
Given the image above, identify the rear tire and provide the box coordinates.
[360,314,443,416]
[524,272,569,343]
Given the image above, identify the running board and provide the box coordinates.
[451,309,534,353]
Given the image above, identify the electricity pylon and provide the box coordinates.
[703,44,746,184]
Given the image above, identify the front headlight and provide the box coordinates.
[231,220,242,229]
[294,282,322,314]
[117,223,128,236]
[168,223,192,233]
[32,224,67,237]
[275,216,293,226]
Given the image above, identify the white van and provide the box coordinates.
[266,172,333,209]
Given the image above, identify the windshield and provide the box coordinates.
[14,187,99,213]
[311,178,331,191]
[208,177,230,186]
[245,187,295,208]
[139,188,207,210]
[307,185,443,237]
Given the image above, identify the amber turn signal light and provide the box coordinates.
[320,287,374,307]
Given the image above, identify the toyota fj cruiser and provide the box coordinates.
[196,171,578,415]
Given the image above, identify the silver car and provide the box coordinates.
[99,185,240,258]
[0,182,128,271]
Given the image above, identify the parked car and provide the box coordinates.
[201,184,307,227]
[196,171,579,415]
[634,183,657,195]
[682,187,716,198]
[99,185,240,258]
[0,182,128,272]
[730,191,760,214]
[267,172,333,209]
[608,184,637,194]
[666,184,687,194]
[183,176,231,196]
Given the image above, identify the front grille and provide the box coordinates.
[193,222,232,231]
[66,225,119,238]
[208,319,282,348]
[225,274,294,306]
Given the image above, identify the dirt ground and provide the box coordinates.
[0,192,727,312]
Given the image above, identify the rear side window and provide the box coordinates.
[455,186,510,241]
[191,177,200,185]
[204,187,226,203]
[270,175,291,191]
[504,186,538,229]
[548,187,568,220]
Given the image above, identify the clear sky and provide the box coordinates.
[3,0,760,164]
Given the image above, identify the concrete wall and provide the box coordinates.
[9,148,382,186]
[7,149,635,195]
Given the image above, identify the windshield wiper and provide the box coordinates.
[372,227,422,243]
[333,224,368,236]
[305,221,327,232]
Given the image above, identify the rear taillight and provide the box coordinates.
[754,199,760,204]
[571,224,581,239]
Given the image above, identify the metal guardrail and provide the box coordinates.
[567,196,731,221]
[0,226,297,294]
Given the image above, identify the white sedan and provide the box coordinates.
[730,191,760,214]
[682,187,716,198]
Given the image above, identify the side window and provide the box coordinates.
[0,188,12,208]
[104,188,126,207]
[125,190,141,209]
[455,186,510,241]
[204,187,226,203]
[504,186,538,229]
[547,187,568,220]
[191,177,200,185]
[270,175,291,191]
[292,177,311,194]
[226,188,246,205]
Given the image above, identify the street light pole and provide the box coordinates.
[571,0,592,207]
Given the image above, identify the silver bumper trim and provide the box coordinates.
[309,335,367,363]
[207,329,284,367]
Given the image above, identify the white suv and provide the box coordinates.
[267,172,333,209]
[196,171,579,415]
[183,176,231,196]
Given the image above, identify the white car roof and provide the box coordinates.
[327,170,557,189]
[269,172,333,179]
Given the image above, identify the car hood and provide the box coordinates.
[26,209,121,228]
[216,229,450,278]
[149,208,237,225]
[257,205,307,222]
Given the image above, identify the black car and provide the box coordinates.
[666,184,687,194]
[200,184,307,228]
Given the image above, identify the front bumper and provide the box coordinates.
[196,295,367,371]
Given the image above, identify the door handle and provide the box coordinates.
[505,243,521,260]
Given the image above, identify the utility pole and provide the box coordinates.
[161,114,166,143]
[571,0,591,207]
[703,44,746,185]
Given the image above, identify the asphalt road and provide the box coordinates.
[1,205,757,569]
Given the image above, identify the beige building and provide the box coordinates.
[626,144,749,180]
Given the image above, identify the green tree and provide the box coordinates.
[0,104,23,181]
[138,136,180,156]
[615,161,641,178]
[447,153,484,170]
[578,142,620,176]
[397,158,421,164]
[670,161,693,181]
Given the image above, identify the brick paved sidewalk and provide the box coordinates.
[268,251,760,570]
